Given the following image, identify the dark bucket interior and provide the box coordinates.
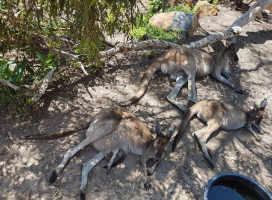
[204,173,272,200]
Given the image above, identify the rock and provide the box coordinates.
[194,1,219,17]
[149,12,199,36]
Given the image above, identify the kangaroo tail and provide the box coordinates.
[20,117,94,140]
[172,103,201,152]
[120,63,160,107]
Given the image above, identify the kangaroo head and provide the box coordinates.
[224,43,239,63]
[247,98,267,126]
[141,122,175,174]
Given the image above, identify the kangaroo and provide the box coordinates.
[21,107,174,200]
[120,44,242,111]
[172,98,267,169]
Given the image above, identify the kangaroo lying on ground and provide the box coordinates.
[120,44,242,111]
[21,107,174,200]
[172,98,267,169]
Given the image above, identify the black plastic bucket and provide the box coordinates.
[204,172,272,200]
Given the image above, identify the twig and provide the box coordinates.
[0,78,30,90]
[77,61,88,76]
[0,78,19,90]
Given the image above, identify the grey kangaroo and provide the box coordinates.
[21,107,175,200]
[172,98,267,169]
[120,44,242,111]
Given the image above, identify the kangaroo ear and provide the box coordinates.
[253,103,258,110]
[155,121,164,137]
[260,98,267,109]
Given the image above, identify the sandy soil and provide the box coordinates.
[0,3,272,200]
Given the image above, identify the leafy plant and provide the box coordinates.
[164,4,194,13]
[130,24,182,43]
[0,0,140,109]
[211,0,219,5]
[149,0,163,13]
[130,1,196,43]
[0,58,33,107]
[0,54,58,107]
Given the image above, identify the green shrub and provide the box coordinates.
[130,2,196,43]
[130,24,182,43]
[164,4,194,13]
[0,54,58,108]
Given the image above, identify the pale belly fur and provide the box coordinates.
[221,119,246,130]
[197,113,245,130]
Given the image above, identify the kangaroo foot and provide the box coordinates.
[80,191,86,200]
[166,97,187,111]
[194,135,214,170]
[189,98,199,104]
[49,170,58,185]
[144,180,152,190]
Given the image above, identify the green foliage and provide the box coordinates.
[149,0,163,13]
[0,54,58,107]
[130,1,196,43]
[0,58,34,84]
[164,4,194,13]
[0,58,33,107]
[0,0,139,61]
[206,0,219,5]
[130,24,182,43]
[211,0,219,5]
[0,0,139,108]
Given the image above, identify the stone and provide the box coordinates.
[194,1,219,17]
[149,11,199,36]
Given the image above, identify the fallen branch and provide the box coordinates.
[98,39,178,58]
[232,0,272,27]
[0,78,19,90]
[188,0,272,48]
[230,0,272,43]
[186,26,242,49]
[0,78,30,90]
[31,67,57,103]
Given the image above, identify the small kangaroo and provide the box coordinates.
[172,99,267,169]
[21,107,174,200]
[120,44,242,111]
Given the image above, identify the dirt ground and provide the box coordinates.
[1,3,272,200]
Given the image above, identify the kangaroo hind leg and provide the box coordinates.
[194,120,221,170]
[49,138,93,185]
[187,74,199,103]
[80,152,105,200]
[166,75,188,111]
